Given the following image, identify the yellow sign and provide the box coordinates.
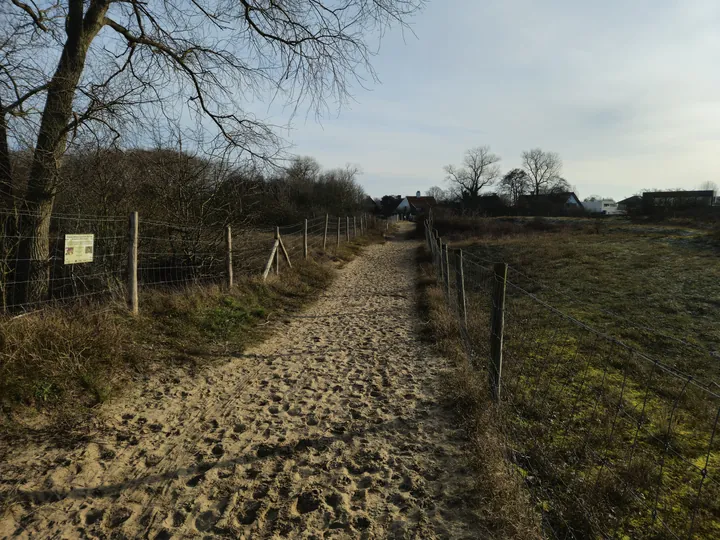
[64,234,94,264]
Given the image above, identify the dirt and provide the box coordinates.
[0,226,480,539]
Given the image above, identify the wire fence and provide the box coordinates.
[424,219,720,539]
[0,209,378,315]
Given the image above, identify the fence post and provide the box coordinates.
[443,243,450,293]
[353,216,357,238]
[490,262,508,402]
[433,231,440,273]
[346,217,350,242]
[303,218,308,260]
[275,226,280,275]
[128,211,139,315]
[225,225,233,289]
[323,214,329,252]
[336,217,341,248]
[455,249,467,326]
[437,235,444,284]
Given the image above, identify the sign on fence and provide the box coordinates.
[64,234,94,264]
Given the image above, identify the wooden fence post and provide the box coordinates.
[303,218,308,260]
[455,249,467,326]
[275,226,280,275]
[434,231,440,270]
[337,217,341,248]
[262,239,279,281]
[490,262,508,402]
[128,211,139,315]
[443,243,450,293]
[323,214,329,252]
[346,217,350,242]
[225,225,233,289]
[437,235,444,284]
[353,216,357,238]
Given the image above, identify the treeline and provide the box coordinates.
[5,149,367,227]
[426,146,572,212]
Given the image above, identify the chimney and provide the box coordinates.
[416,191,421,197]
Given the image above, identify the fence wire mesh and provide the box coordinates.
[1,211,373,314]
[0,209,127,312]
[426,220,720,540]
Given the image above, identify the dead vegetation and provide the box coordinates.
[423,216,720,538]
[0,233,383,441]
[415,249,542,540]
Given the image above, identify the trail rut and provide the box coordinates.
[1,233,480,539]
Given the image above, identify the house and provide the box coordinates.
[395,192,437,217]
[583,199,622,215]
[617,195,642,213]
[518,192,584,216]
[362,195,381,214]
[642,190,715,209]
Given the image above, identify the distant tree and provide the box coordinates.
[425,186,447,202]
[286,157,322,184]
[380,195,402,216]
[522,149,563,195]
[546,176,571,194]
[444,146,501,204]
[2,0,423,305]
[584,195,602,202]
[699,181,718,195]
[498,168,530,206]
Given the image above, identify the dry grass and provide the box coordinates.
[424,216,720,538]
[0,232,382,441]
[416,249,542,540]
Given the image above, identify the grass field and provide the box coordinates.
[427,216,720,539]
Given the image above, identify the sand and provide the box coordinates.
[0,228,480,539]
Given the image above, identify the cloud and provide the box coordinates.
[260,0,720,199]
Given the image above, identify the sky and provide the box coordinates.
[260,0,720,201]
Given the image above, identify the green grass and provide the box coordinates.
[426,216,720,539]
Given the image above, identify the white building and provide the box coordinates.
[395,191,437,216]
[583,199,622,215]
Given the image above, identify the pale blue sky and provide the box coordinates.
[264,0,720,200]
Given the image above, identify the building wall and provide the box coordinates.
[395,198,412,213]
[584,199,622,214]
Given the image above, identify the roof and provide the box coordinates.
[618,195,642,204]
[404,196,437,210]
[519,192,582,206]
[476,194,505,208]
[643,190,714,199]
[363,195,380,208]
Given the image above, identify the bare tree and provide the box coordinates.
[425,186,446,202]
[444,146,501,204]
[522,148,563,196]
[699,181,718,196]
[498,168,529,206]
[1,0,423,304]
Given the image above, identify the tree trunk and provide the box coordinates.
[14,0,108,306]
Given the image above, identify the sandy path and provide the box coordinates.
[0,231,479,539]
